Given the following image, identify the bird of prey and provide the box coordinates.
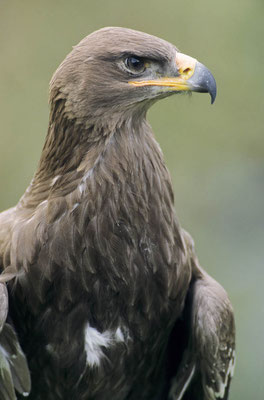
[0,27,235,400]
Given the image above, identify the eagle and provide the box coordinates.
[0,27,235,400]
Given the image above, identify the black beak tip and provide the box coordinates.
[210,84,217,104]
[208,75,217,104]
[188,62,217,105]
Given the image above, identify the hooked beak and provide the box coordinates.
[129,52,217,104]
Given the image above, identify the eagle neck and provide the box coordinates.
[19,100,117,207]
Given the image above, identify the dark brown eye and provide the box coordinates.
[124,56,146,74]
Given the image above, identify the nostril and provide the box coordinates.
[176,53,197,78]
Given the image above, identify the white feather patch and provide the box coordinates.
[51,175,61,186]
[215,350,236,398]
[115,327,124,342]
[84,324,128,367]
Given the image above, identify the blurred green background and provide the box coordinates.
[0,0,263,398]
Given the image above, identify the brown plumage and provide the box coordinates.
[0,27,235,400]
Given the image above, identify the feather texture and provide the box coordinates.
[0,27,235,399]
[0,283,31,399]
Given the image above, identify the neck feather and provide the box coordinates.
[20,100,174,214]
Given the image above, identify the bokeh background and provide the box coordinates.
[0,0,263,398]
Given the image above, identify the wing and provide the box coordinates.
[0,282,31,400]
[168,230,235,400]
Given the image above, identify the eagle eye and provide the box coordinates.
[124,56,146,74]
